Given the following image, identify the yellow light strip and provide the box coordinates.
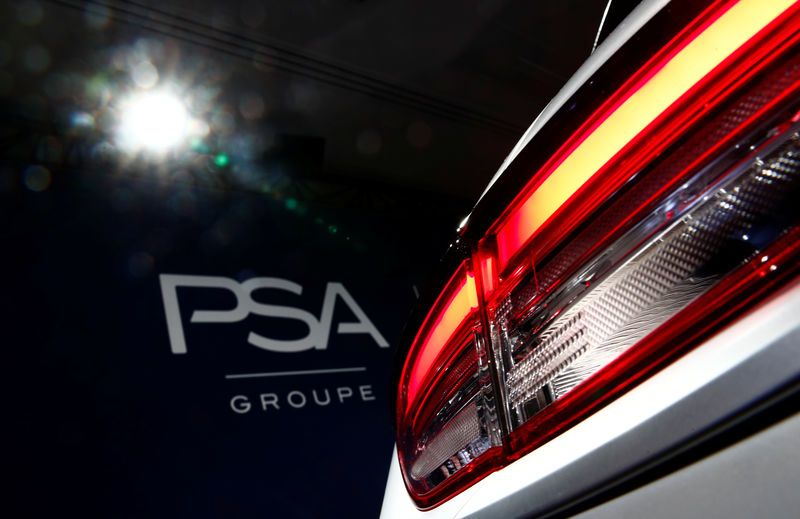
[496,0,797,268]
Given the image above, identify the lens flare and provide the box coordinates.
[117,90,189,153]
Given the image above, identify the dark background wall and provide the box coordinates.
[1,0,640,517]
[3,154,464,518]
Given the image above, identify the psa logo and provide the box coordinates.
[159,274,389,354]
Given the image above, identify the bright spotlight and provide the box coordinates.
[118,91,189,153]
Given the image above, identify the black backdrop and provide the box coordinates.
[3,159,462,518]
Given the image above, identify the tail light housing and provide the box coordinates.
[394,0,800,509]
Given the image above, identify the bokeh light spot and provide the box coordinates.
[71,111,95,130]
[285,197,298,211]
[214,153,230,167]
[23,165,51,192]
[190,137,209,153]
[131,60,159,89]
[85,75,113,108]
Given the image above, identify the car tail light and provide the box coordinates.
[397,262,504,498]
[395,0,800,509]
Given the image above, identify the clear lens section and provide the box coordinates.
[400,320,500,495]
[410,400,487,482]
[493,126,800,429]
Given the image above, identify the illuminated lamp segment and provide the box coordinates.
[479,253,497,298]
[495,0,799,269]
[406,271,478,410]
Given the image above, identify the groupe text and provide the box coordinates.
[230,385,376,413]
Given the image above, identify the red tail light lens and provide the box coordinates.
[495,0,800,271]
[396,0,800,509]
[405,267,478,409]
[397,262,503,500]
